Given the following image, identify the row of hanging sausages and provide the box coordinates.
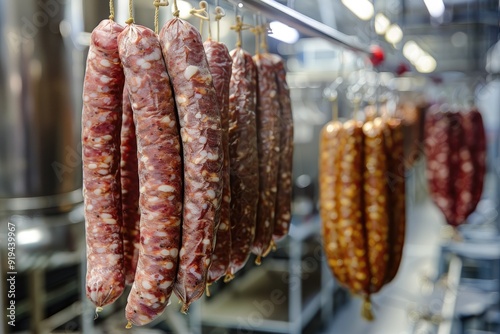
[319,114,406,319]
[82,16,294,327]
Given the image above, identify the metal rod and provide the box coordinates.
[235,0,372,54]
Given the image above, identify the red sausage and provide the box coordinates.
[226,47,259,279]
[120,84,140,285]
[269,54,294,242]
[118,24,183,326]
[82,19,125,310]
[252,52,281,262]
[204,38,233,284]
[160,18,223,312]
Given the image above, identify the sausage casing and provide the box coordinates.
[118,24,183,326]
[82,19,125,309]
[160,18,223,311]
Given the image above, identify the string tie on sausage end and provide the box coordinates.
[205,283,212,297]
[361,296,375,321]
[126,321,133,329]
[224,273,235,283]
[94,307,103,320]
[255,255,262,265]
[180,303,189,314]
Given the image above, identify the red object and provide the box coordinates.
[396,62,410,76]
[369,45,385,66]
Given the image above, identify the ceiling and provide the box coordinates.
[270,0,499,75]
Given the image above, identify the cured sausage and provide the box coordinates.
[270,54,294,242]
[252,53,281,262]
[82,19,125,310]
[204,38,233,284]
[120,84,140,285]
[159,18,223,312]
[362,118,389,293]
[382,118,406,285]
[425,107,455,225]
[225,47,259,279]
[118,24,183,326]
[319,121,349,286]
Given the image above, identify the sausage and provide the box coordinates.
[251,53,281,262]
[450,112,471,225]
[82,19,125,310]
[362,118,389,293]
[463,109,486,217]
[425,107,456,225]
[319,121,349,286]
[383,118,406,285]
[120,84,140,285]
[159,18,223,312]
[225,47,259,279]
[338,120,370,296]
[269,54,294,242]
[203,39,233,284]
[118,24,183,326]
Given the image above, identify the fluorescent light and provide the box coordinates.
[385,24,403,44]
[416,55,437,73]
[423,0,445,18]
[375,13,390,35]
[174,0,193,20]
[403,40,437,73]
[403,41,423,63]
[341,0,374,21]
[18,229,43,245]
[269,21,300,44]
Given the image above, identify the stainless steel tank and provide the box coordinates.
[0,0,90,213]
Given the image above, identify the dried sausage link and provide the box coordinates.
[204,39,233,284]
[383,118,405,285]
[252,53,281,262]
[160,18,223,312]
[82,19,125,309]
[118,24,183,326]
[121,84,141,285]
[362,118,389,293]
[339,120,370,295]
[270,54,294,242]
[226,47,259,279]
[319,121,349,286]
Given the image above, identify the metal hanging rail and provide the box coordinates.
[233,0,373,55]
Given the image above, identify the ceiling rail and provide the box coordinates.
[231,0,373,55]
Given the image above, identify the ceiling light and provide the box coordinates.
[385,24,403,44]
[341,0,374,21]
[403,41,423,63]
[374,13,390,35]
[416,55,437,73]
[269,21,300,44]
[423,0,445,18]
[174,0,193,20]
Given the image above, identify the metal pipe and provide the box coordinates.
[233,0,372,54]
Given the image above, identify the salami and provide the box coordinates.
[252,53,281,262]
[225,47,259,279]
[269,54,294,242]
[120,84,140,285]
[204,38,233,284]
[118,24,183,326]
[159,18,223,312]
[82,19,125,310]
[383,118,406,284]
[319,121,349,286]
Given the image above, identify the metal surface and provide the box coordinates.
[236,0,372,54]
[0,0,83,210]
